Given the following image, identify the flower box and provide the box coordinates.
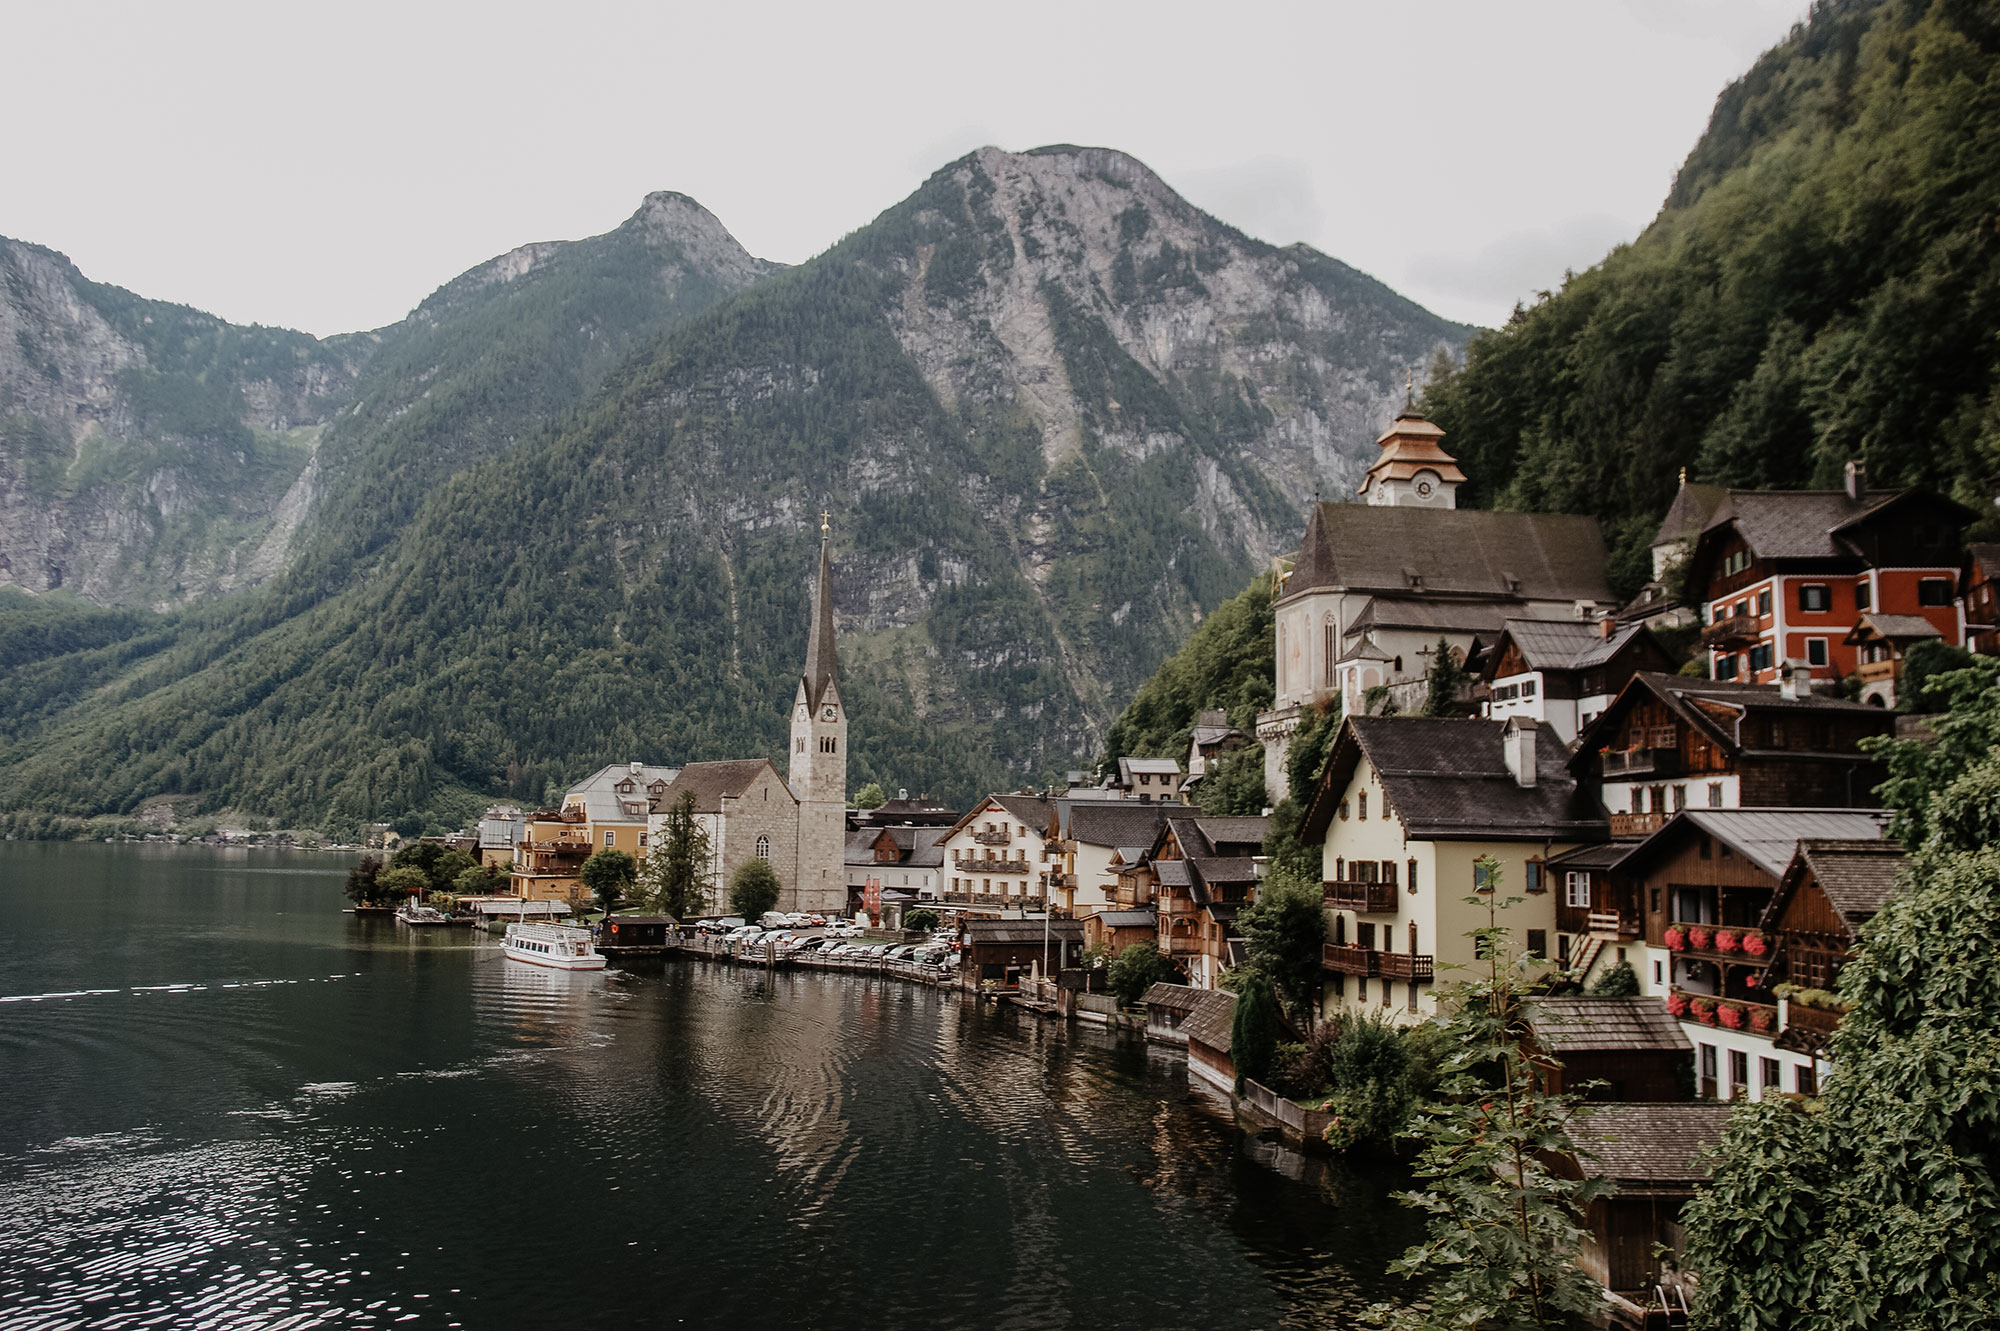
[1691,997,1718,1025]
[1664,927,1687,951]
[1665,991,1690,1017]
[1742,932,1770,958]
[1687,926,1714,950]
[1718,1002,1744,1029]
[1749,1006,1776,1034]
[1715,929,1741,954]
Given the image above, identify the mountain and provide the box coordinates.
[0,240,360,607]
[0,192,781,609]
[0,147,1467,835]
[1421,0,2000,595]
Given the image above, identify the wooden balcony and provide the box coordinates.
[1784,1001,1843,1038]
[1322,943,1379,976]
[1609,811,1666,838]
[958,857,1028,875]
[1586,911,1642,940]
[1376,951,1435,982]
[973,830,1012,846]
[1324,879,1399,913]
[1701,615,1767,648]
[1165,936,1204,956]
[1602,747,1682,778]
[1855,659,1897,684]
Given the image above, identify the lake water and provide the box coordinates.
[0,842,1420,1329]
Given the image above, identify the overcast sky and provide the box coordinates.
[3,0,1807,336]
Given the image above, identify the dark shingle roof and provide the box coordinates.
[1706,488,1897,560]
[1848,613,1942,642]
[1096,909,1158,929]
[963,919,1084,945]
[1345,597,1514,636]
[1572,1103,1734,1186]
[1489,618,1659,677]
[1529,998,1692,1054]
[1621,808,1891,879]
[1181,990,1237,1052]
[1190,857,1260,886]
[1305,717,1607,843]
[1060,801,1170,849]
[1543,842,1630,871]
[1142,981,1202,1012]
[1571,673,1894,772]
[1287,503,1613,603]
[1155,860,1191,888]
[1193,817,1269,849]
[1651,483,1728,548]
[652,760,782,814]
[1778,838,1908,924]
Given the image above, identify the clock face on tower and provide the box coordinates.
[1416,480,1434,497]
[821,705,838,722]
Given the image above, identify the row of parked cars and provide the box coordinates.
[786,935,959,969]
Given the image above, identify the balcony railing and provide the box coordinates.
[1701,615,1767,648]
[1664,924,1773,965]
[1855,660,1897,684]
[1586,911,1641,940]
[973,830,1011,846]
[1322,944,1379,976]
[1324,879,1400,913]
[1165,937,1204,955]
[1783,1001,1843,1038]
[958,857,1029,875]
[1609,811,1666,838]
[1376,951,1435,982]
[1602,747,1682,778]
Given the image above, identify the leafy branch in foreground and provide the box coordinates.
[1371,861,1608,1331]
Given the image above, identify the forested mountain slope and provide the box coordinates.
[0,193,779,611]
[0,147,1466,833]
[1422,0,2000,595]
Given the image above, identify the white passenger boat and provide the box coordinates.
[504,922,606,970]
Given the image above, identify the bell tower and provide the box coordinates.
[1356,378,1466,508]
[788,513,847,913]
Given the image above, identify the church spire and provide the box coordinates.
[803,520,839,707]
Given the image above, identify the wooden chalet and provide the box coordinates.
[1149,816,1267,989]
[1683,468,1972,686]
[958,918,1082,990]
[1761,838,1908,1058]
[1562,1103,1733,1305]
[1572,672,1894,839]
[1843,612,1944,709]
[1527,997,1691,1102]
[1478,617,1676,745]
[598,915,675,957]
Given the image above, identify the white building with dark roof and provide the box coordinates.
[1479,618,1676,744]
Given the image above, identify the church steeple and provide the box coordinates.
[1356,407,1467,509]
[802,514,840,707]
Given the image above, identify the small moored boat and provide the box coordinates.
[396,902,455,926]
[504,922,606,970]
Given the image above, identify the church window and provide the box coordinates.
[756,836,770,860]
[1393,656,1403,673]
[1358,792,1367,820]
[1324,622,1336,687]
[797,739,805,753]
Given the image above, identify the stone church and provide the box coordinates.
[647,524,849,915]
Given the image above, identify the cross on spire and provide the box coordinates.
[1405,368,1414,410]
[820,508,830,537]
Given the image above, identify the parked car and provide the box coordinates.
[806,914,827,927]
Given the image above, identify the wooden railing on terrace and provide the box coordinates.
[1324,879,1399,913]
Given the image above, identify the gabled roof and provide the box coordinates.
[1486,618,1664,678]
[1845,612,1942,645]
[1615,808,1891,880]
[1141,981,1203,1011]
[1096,909,1158,929]
[1284,503,1613,605]
[1193,817,1269,854]
[948,794,1053,838]
[1303,717,1607,843]
[651,759,786,815]
[567,762,683,823]
[1528,997,1692,1054]
[963,919,1083,945]
[1053,800,1170,849]
[1118,756,1183,776]
[1765,838,1908,930]
[1181,990,1237,1052]
[1571,1103,1734,1187]
[1687,487,1975,585]
[1570,672,1893,772]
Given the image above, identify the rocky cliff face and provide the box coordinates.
[0,239,358,607]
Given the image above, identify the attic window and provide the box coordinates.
[1402,566,1423,589]
[1501,571,1521,593]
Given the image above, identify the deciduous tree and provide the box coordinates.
[1235,866,1328,1026]
[728,857,781,924]
[580,849,636,920]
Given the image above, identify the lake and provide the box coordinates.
[0,841,1420,1329]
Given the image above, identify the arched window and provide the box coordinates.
[1324,620,1336,687]
[755,836,770,860]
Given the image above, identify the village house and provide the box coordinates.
[1610,807,1891,1100]
[1106,756,1187,803]
[507,761,678,903]
[1041,799,1172,917]
[1149,815,1268,989]
[1307,715,1607,1024]
[1683,464,1972,687]
[1760,837,1908,1066]
[1527,996,1692,1102]
[563,761,680,854]
[1562,1103,1734,1309]
[938,794,1054,914]
[508,808,598,905]
[844,824,947,913]
[1478,618,1675,745]
[1183,710,1250,796]
[1256,407,1615,802]
[1572,670,1895,839]
[1083,906,1159,957]
[475,804,526,869]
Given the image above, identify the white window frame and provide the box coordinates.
[1564,871,1591,909]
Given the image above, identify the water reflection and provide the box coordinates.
[0,844,1420,1329]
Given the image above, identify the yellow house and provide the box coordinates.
[509,761,679,904]
[1303,715,1608,1024]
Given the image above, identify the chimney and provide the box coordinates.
[1845,459,1866,501]
[1599,614,1616,640]
[1780,660,1813,701]
[629,760,643,777]
[1502,716,1539,788]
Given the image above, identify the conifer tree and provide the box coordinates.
[636,791,713,919]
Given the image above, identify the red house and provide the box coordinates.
[1683,464,1973,687]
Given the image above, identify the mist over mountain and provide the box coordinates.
[0,146,1465,832]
